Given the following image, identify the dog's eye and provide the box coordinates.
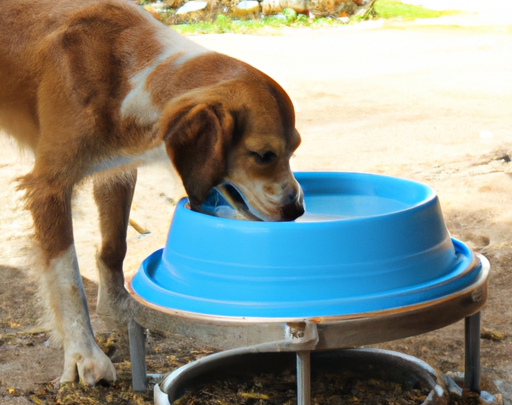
[251,151,277,165]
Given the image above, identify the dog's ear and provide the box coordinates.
[159,98,235,210]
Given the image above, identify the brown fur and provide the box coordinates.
[0,0,303,385]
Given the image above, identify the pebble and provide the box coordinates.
[176,1,208,14]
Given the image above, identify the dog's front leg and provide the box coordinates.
[19,175,116,386]
[93,170,137,321]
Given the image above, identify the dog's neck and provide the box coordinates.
[120,47,210,129]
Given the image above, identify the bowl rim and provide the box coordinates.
[127,242,487,322]
[177,171,439,228]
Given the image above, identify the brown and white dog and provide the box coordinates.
[0,0,304,386]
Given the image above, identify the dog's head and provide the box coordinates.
[159,74,304,221]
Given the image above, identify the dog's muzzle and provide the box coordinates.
[199,182,305,221]
[199,183,261,221]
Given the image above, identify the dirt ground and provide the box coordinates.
[1,5,512,405]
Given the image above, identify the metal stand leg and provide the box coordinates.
[464,312,481,393]
[128,318,148,391]
[296,351,311,405]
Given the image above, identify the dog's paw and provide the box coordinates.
[78,348,117,386]
[61,345,117,386]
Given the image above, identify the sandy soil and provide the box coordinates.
[1,7,512,404]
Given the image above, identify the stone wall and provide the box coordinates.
[139,0,374,25]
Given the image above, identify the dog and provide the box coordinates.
[0,0,304,386]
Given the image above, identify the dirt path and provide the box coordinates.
[1,8,512,405]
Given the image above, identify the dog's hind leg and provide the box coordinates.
[18,174,116,386]
[93,169,138,322]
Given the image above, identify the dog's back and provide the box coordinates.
[0,0,185,151]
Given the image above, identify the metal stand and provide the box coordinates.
[287,313,482,404]
[465,312,481,393]
[128,318,148,391]
[296,351,311,405]
[129,313,483,397]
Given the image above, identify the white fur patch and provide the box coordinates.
[120,47,210,126]
[40,246,92,342]
[120,56,165,126]
[121,86,159,127]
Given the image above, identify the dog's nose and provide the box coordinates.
[281,191,305,221]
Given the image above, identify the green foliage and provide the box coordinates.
[172,14,343,35]
[283,8,298,22]
[374,0,459,20]
[169,0,460,34]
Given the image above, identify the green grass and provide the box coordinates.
[172,13,341,35]
[169,1,460,34]
[374,0,459,20]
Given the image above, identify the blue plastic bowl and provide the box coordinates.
[129,172,483,318]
